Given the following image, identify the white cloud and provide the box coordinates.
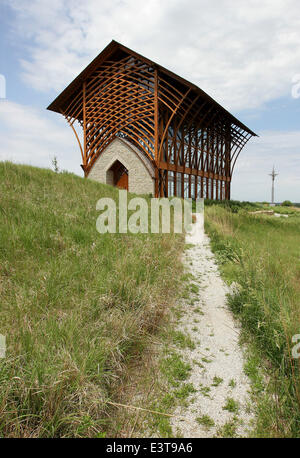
[2,1,300,202]
[0,100,83,175]
[6,0,300,111]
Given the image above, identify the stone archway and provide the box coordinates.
[88,137,155,195]
[106,160,129,190]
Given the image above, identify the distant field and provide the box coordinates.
[0,162,184,437]
[205,203,300,437]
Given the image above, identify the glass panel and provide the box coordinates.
[168,171,174,197]
[197,179,201,198]
[184,174,189,198]
[191,175,195,199]
[176,173,182,197]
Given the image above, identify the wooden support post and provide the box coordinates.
[83,81,87,174]
[154,68,159,197]
[165,170,169,197]
[52,49,254,200]
[155,167,159,197]
[160,170,164,197]
[154,68,159,163]
[174,171,177,197]
[226,180,231,200]
[225,122,231,200]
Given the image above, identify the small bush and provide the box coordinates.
[203,199,260,213]
[281,200,293,207]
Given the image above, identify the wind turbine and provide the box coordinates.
[269,166,278,205]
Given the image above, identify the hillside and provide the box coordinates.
[0,162,184,438]
[205,204,300,437]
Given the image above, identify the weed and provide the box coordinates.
[229,379,237,388]
[218,418,238,437]
[199,385,211,397]
[201,357,212,363]
[161,352,191,387]
[170,330,195,350]
[196,415,215,428]
[223,397,239,413]
[174,383,196,400]
[212,376,223,387]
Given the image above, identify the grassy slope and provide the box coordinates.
[0,162,184,438]
[205,203,300,437]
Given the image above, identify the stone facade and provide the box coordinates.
[88,137,155,195]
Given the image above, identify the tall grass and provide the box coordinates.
[0,162,184,437]
[205,205,300,437]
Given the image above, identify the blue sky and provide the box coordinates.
[0,0,299,202]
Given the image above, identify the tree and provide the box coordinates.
[52,156,59,173]
[281,200,293,207]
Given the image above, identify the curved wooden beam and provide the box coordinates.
[60,109,84,164]
[51,47,256,200]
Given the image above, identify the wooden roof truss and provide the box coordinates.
[48,41,256,199]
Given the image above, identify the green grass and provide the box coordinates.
[212,376,223,387]
[196,415,215,428]
[199,385,211,396]
[217,417,238,437]
[174,383,196,400]
[205,203,300,437]
[223,397,239,413]
[190,283,199,294]
[229,379,237,388]
[0,162,184,437]
[204,198,260,213]
[160,352,192,387]
[194,307,204,315]
[169,330,195,350]
[146,349,194,437]
[201,357,212,363]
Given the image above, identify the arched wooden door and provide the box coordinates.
[116,171,128,190]
[108,160,129,191]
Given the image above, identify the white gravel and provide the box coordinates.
[170,214,254,437]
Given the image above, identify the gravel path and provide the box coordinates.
[170,214,254,437]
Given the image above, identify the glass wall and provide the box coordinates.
[191,175,195,199]
[176,173,182,197]
[197,178,201,198]
[168,171,175,196]
[184,174,189,198]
